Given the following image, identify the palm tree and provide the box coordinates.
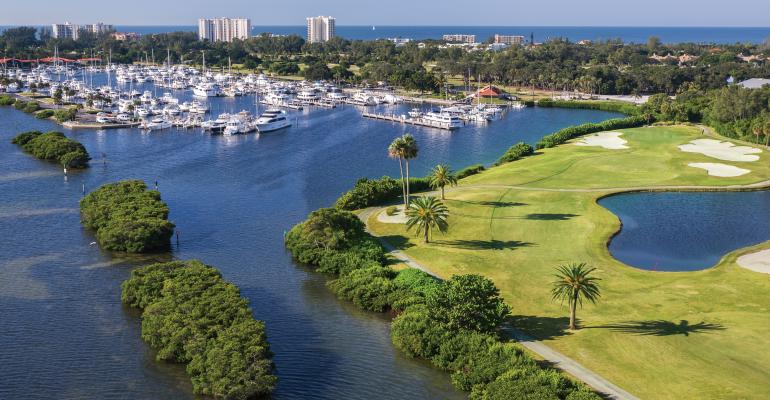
[401,134,418,207]
[388,137,407,208]
[429,164,458,200]
[551,263,601,330]
[405,196,449,243]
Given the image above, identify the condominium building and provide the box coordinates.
[51,22,113,40]
[198,18,251,42]
[442,34,476,44]
[306,16,336,43]
[51,22,79,40]
[494,34,525,45]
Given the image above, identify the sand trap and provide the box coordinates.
[737,250,770,274]
[688,163,751,177]
[377,206,408,224]
[574,131,629,150]
[678,139,761,162]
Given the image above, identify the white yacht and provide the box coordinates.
[142,117,172,131]
[193,83,220,97]
[421,112,463,130]
[296,89,319,102]
[189,101,209,114]
[223,117,246,136]
[351,91,377,106]
[256,109,291,133]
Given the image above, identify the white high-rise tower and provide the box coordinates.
[306,16,336,43]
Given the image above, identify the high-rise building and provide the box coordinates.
[198,18,251,42]
[84,23,114,35]
[442,34,476,44]
[494,35,525,45]
[51,22,80,40]
[306,16,336,43]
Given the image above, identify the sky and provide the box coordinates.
[1,0,769,27]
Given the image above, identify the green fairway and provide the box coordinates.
[369,125,770,399]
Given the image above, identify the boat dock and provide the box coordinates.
[63,121,141,130]
[362,112,459,130]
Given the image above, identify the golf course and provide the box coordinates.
[368,125,770,399]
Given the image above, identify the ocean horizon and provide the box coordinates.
[2,25,770,44]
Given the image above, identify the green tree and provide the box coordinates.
[388,136,408,209]
[427,274,510,334]
[402,134,418,206]
[405,196,448,243]
[551,263,601,330]
[429,164,457,200]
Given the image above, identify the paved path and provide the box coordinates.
[358,207,639,400]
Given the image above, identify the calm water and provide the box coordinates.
[0,87,621,399]
[3,25,770,44]
[600,191,770,272]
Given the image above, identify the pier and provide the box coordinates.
[362,112,459,130]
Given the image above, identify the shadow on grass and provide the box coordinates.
[524,213,579,221]
[455,200,528,208]
[505,315,573,340]
[592,320,726,337]
[435,239,534,251]
[379,235,414,251]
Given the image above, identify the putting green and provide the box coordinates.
[369,125,770,400]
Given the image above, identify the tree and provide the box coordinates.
[388,136,408,209]
[402,134,418,206]
[551,263,601,330]
[429,164,458,200]
[405,196,448,243]
[647,36,661,53]
[427,274,510,334]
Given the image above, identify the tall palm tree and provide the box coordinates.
[405,196,449,243]
[401,134,418,207]
[551,263,601,330]
[388,137,407,208]
[429,164,458,200]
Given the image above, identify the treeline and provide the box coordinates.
[536,115,653,149]
[122,260,277,399]
[643,84,770,143]
[285,207,600,399]
[537,99,641,115]
[12,130,90,168]
[80,180,174,253]
[4,25,770,95]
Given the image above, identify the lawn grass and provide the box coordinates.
[369,125,770,399]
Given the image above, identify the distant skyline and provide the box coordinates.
[2,0,770,27]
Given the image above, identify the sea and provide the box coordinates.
[2,25,770,44]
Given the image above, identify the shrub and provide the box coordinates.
[334,176,432,210]
[427,274,510,334]
[535,115,652,149]
[386,206,398,216]
[450,342,533,391]
[80,180,174,253]
[122,260,277,398]
[328,265,398,312]
[54,107,77,122]
[391,305,448,359]
[11,130,91,168]
[0,94,15,106]
[35,109,55,119]
[432,330,498,371]
[537,99,640,115]
[457,164,486,179]
[495,142,534,165]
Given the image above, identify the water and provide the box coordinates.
[3,25,770,44]
[600,191,770,272]
[0,89,620,398]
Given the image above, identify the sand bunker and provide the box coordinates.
[688,163,751,177]
[678,139,761,162]
[574,131,629,150]
[737,250,770,274]
[377,206,408,224]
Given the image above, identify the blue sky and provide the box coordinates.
[1,0,769,26]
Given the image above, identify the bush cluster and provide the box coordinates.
[537,99,640,115]
[11,130,90,168]
[456,164,486,179]
[333,176,432,211]
[0,94,15,106]
[536,115,652,149]
[79,180,175,253]
[122,260,277,399]
[285,208,600,399]
[35,109,55,119]
[54,107,78,122]
[13,100,41,113]
[495,142,534,165]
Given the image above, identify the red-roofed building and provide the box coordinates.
[474,85,504,98]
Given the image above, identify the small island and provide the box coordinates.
[122,260,277,399]
[80,180,175,253]
[12,130,90,168]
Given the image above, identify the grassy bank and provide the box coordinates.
[369,125,770,399]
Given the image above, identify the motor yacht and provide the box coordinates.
[256,109,291,133]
